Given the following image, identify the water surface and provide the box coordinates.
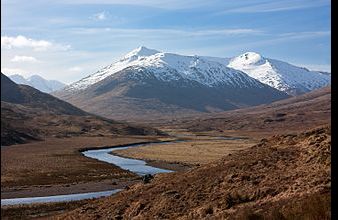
[1,189,121,206]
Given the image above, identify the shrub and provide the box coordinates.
[142,174,154,184]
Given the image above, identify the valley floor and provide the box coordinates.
[1,130,258,219]
[52,125,331,220]
[113,129,257,166]
[1,136,155,197]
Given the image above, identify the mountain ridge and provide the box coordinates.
[227,52,330,95]
[54,47,290,121]
[9,74,66,93]
[61,47,330,97]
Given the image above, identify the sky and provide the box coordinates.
[1,0,331,84]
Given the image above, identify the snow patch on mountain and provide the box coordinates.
[66,47,263,91]
[228,52,330,95]
[122,46,160,62]
[64,47,330,95]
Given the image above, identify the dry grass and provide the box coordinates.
[113,137,256,165]
[158,86,330,137]
[1,136,158,188]
[1,200,91,220]
[236,192,331,220]
[53,126,330,219]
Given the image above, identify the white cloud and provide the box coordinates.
[1,35,71,51]
[69,66,83,72]
[188,29,262,36]
[222,0,330,13]
[55,0,330,11]
[70,27,262,37]
[11,55,39,63]
[279,31,330,38]
[297,64,331,73]
[1,67,29,75]
[209,30,331,52]
[58,0,209,9]
[2,35,52,51]
[92,11,108,21]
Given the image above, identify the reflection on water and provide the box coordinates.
[82,143,173,175]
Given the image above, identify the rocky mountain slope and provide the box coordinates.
[54,47,289,121]
[9,74,65,93]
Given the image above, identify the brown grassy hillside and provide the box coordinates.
[167,86,330,136]
[54,125,330,219]
[1,73,164,145]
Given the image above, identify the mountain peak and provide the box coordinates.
[28,75,45,80]
[230,52,264,66]
[228,52,330,95]
[242,51,262,57]
[123,46,160,60]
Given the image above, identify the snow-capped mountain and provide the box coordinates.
[66,46,266,91]
[55,46,288,121]
[228,52,331,95]
[9,74,66,93]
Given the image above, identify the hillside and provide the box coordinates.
[1,73,163,146]
[1,72,26,104]
[55,125,330,219]
[1,73,86,116]
[171,86,330,135]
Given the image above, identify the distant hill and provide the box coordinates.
[176,86,331,134]
[1,73,86,116]
[1,72,26,104]
[9,74,65,93]
[1,73,164,146]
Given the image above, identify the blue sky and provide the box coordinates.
[1,0,331,83]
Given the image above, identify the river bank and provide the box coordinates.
[1,139,190,203]
[1,132,255,219]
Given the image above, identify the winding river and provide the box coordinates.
[1,141,174,206]
[82,142,174,175]
[1,137,243,206]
